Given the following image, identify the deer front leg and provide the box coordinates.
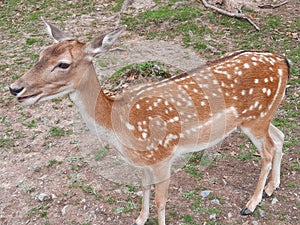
[241,155,272,215]
[240,126,275,215]
[134,169,152,225]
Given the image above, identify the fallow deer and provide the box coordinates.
[9,20,289,225]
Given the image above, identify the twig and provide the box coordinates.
[258,1,288,9]
[200,0,260,31]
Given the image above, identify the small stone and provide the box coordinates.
[61,205,68,216]
[252,221,259,225]
[228,212,232,219]
[136,191,143,197]
[209,213,216,220]
[51,194,57,199]
[178,187,183,193]
[39,175,48,180]
[211,198,220,205]
[271,197,278,205]
[201,190,212,198]
[259,208,266,217]
[37,193,48,202]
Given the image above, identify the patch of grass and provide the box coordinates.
[106,195,116,204]
[47,159,62,168]
[51,98,62,103]
[110,0,125,12]
[23,119,37,128]
[48,127,72,137]
[28,203,49,217]
[183,214,198,225]
[289,159,300,171]
[184,164,203,178]
[68,174,102,200]
[182,190,197,199]
[123,185,137,194]
[0,138,14,149]
[115,201,136,213]
[94,146,109,161]
[48,127,66,136]
[235,151,259,161]
[168,209,179,220]
[286,182,299,188]
[122,5,204,41]
[102,61,179,94]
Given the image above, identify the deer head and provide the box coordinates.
[9,19,125,106]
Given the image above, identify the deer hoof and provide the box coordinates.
[240,207,253,215]
[262,190,272,198]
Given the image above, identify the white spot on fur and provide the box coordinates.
[244,63,250,69]
[125,123,135,131]
[164,133,178,147]
[142,132,147,139]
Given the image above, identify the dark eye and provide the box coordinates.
[58,63,70,69]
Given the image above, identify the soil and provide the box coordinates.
[0,1,299,225]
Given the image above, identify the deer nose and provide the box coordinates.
[9,86,24,96]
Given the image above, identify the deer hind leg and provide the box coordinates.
[155,178,170,225]
[134,162,171,225]
[263,123,284,197]
[134,168,152,225]
[153,161,172,225]
[240,124,277,215]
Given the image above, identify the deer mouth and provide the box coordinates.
[17,92,42,105]
[17,94,38,102]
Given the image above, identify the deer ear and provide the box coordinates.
[85,26,126,56]
[41,17,74,43]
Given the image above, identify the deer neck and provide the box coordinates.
[69,64,113,133]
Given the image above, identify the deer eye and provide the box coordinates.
[57,62,70,69]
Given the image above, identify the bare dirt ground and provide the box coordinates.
[0,0,299,225]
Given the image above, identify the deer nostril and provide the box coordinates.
[9,86,24,96]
